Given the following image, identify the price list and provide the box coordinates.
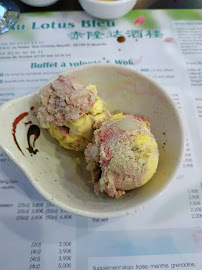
[27,241,75,269]
[187,188,202,219]
[170,94,195,170]
[16,201,73,222]
[58,241,72,269]
[183,138,194,169]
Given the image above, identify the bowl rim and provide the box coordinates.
[0,63,186,218]
[79,0,137,6]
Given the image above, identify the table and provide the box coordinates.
[0,7,202,270]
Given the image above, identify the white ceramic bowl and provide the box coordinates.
[20,0,59,7]
[0,64,185,218]
[78,0,137,20]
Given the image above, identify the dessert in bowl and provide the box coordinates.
[0,64,185,218]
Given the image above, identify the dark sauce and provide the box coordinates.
[27,125,40,155]
[12,112,28,155]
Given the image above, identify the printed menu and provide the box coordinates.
[0,10,202,270]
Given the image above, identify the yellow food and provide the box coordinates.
[49,85,110,151]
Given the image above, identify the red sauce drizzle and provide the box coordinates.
[12,112,28,155]
[24,121,32,126]
[30,106,34,111]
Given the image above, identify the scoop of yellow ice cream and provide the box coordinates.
[85,115,159,198]
[49,104,109,151]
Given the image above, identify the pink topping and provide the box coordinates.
[37,76,96,128]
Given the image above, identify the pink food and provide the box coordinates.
[84,115,159,199]
[37,75,96,128]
